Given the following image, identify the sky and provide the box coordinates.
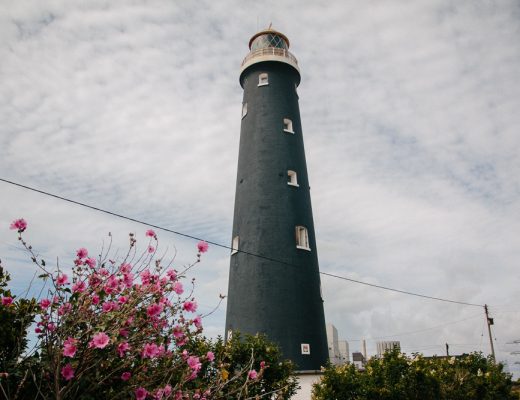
[1,0,520,377]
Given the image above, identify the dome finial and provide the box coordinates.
[268,22,273,29]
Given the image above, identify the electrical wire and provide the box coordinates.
[346,312,483,342]
[0,177,485,308]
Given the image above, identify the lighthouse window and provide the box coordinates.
[258,73,269,86]
[283,118,294,133]
[231,236,239,255]
[295,226,310,250]
[242,102,248,118]
[287,170,299,187]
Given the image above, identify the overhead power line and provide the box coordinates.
[320,271,482,307]
[346,312,483,342]
[0,177,484,308]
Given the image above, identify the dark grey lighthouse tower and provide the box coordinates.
[225,28,328,371]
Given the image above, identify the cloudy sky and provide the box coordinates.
[1,0,519,377]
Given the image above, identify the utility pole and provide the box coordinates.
[484,304,496,362]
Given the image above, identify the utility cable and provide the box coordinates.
[346,312,483,342]
[0,177,484,308]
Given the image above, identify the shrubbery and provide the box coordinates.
[312,348,519,400]
[0,219,295,399]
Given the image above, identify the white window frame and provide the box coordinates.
[242,102,248,118]
[287,170,299,187]
[301,343,311,355]
[283,118,294,133]
[258,73,269,86]
[295,225,311,251]
[231,236,239,255]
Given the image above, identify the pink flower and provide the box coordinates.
[248,369,258,380]
[142,343,160,359]
[39,298,51,309]
[118,296,128,304]
[183,301,197,313]
[123,272,134,288]
[121,371,131,381]
[173,282,183,295]
[102,301,118,313]
[118,342,131,357]
[58,303,72,316]
[72,281,86,293]
[135,387,148,400]
[90,332,110,349]
[146,303,163,318]
[56,274,68,286]
[206,351,215,362]
[120,263,132,273]
[63,337,77,357]
[173,325,184,339]
[76,248,88,259]
[193,315,202,329]
[187,356,201,372]
[61,363,75,380]
[145,229,156,238]
[163,385,172,396]
[47,323,56,332]
[9,218,27,232]
[260,361,266,369]
[197,241,209,253]
[85,257,96,268]
[140,269,152,285]
[91,294,100,305]
[1,297,13,306]
[166,269,177,281]
[148,245,155,254]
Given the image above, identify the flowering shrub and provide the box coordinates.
[0,219,277,399]
[312,348,519,400]
[209,332,299,399]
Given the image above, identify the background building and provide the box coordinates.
[377,341,401,357]
[338,340,350,364]
[326,323,341,365]
[352,352,366,370]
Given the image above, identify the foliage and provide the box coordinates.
[0,262,39,400]
[312,348,519,400]
[209,332,299,399]
[0,219,294,399]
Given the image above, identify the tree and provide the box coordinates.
[312,349,519,400]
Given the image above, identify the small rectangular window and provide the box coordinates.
[287,170,299,187]
[301,343,311,355]
[296,226,310,250]
[242,102,248,118]
[283,118,294,133]
[231,236,239,255]
[258,73,268,86]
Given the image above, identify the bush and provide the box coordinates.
[0,219,295,399]
[210,332,299,399]
[312,348,519,400]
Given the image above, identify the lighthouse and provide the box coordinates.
[225,28,328,371]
